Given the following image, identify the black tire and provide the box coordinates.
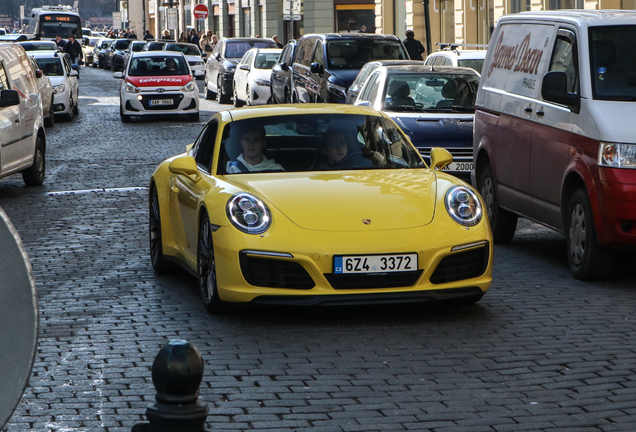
[22,135,45,186]
[197,213,226,313]
[73,97,79,115]
[246,85,251,106]
[233,85,244,107]
[189,112,199,121]
[65,98,75,121]
[218,75,230,104]
[120,106,131,123]
[566,189,615,280]
[99,56,104,69]
[92,60,97,68]
[205,75,216,100]
[149,187,172,274]
[284,87,291,104]
[44,100,54,127]
[479,164,517,243]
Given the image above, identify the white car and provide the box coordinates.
[114,51,199,123]
[28,56,54,127]
[162,42,205,79]
[18,40,59,52]
[31,51,79,121]
[233,47,281,107]
[424,45,487,75]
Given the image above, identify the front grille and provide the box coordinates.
[239,253,315,289]
[325,271,423,289]
[418,146,473,163]
[138,94,184,110]
[430,245,489,284]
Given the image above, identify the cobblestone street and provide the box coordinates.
[2,66,636,432]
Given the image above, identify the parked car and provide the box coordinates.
[424,44,487,75]
[122,40,148,70]
[291,33,409,104]
[354,65,479,182]
[93,38,113,68]
[105,38,132,71]
[204,37,276,103]
[28,56,54,127]
[162,42,205,79]
[0,43,47,186]
[143,40,167,51]
[82,36,100,66]
[31,50,79,121]
[345,59,424,104]
[270,40,296,104]
[18,40,58,52]
[473,10,636,280]
[114,51,199,122]
[148,104,492,312]
[233,47,281,106]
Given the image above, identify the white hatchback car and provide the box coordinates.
[31,51,79,121]
[162,42,206,79]
[114,51,199,122]
[424,45,487,75]
[233,47,281,107]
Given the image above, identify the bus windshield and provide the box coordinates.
[39,14,81,39]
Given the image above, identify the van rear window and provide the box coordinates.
[590,25,636,101]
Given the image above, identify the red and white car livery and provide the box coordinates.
[114,51,199,122]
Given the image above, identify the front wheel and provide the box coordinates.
[233,85,244,107]
[120,105,131,123]
[218,76,230,104]
[149,187,172,274]
[64,98,75,121]
[479,164,517,243]
[44,100,54,127]
[22,135,45,186]
[566,189,615,280]
[197,213,226,313]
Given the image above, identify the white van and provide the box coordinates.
[473,10,636,280]
[0,43,46,186]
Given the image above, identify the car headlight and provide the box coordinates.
[226,193,271,234]
[327,81,347,99]
[254,78,269,87]
[445,186,483,227]
[125,83,140,94]
[181,81,197,92]
[52,84,66,94]
[598,142,636,169]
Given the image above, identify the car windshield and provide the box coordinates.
[216,113,424,174]
[37,57,64,76]
[39,15,82,39]
[129,56,189,76]
[114,39,132,50]
[383,73,479,113]
[254,52,280,69]
[225,41,276,58]
[19,42,57,51]
[165,43,201,56]
[327,39,408,70]
[590,25,636,101]
[457,59,484,75]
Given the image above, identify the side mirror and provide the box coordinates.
[69,70,79,77]
[169,155,201,181]
[354,100,372,108]
[71,64,80,71]
[35,69,43,79]
[113,71,123,78]
[280,62,288,71]
[429,147,453,171]
[309,62,323,75]
[0,89,20,108]
[239,64,250,71]
[214,52,221,61]
[124,49,130,53]
[541,71,580,113]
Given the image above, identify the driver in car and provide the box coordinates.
[226,126,285,173]
[315,131,349,170]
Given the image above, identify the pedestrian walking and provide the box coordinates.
[190,29,200,46]
[358,25,367,33]
[128,30,138,39]
[211,35,218,49]
[64,34,82,65]
[54,35,66,51]
[403,29,425,60]
[272,35,283,48]
[143,30,154,40]
[200,33,213,53]
[162,30,171,40]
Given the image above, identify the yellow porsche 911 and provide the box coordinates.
[149,105,492,312]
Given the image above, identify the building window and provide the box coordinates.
[549,0,583,9]
[510,0,531,13]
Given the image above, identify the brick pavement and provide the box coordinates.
[1,66,636,432]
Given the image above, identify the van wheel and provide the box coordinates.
[479,164,517,243]
[566,189,615,280]
[22,135,45,186]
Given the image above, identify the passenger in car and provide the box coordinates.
[226,126,285,173]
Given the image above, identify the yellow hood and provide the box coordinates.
[227,170,438,231]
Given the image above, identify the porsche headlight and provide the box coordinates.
[254,78,269,87]
[181,81,197,92]
[445,186,483,227]
[125,83,140,93]
[52,84,66,94]
[226,193,271,234]
[598,142,636,169]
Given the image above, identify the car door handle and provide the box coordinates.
[536,110,545,116]
[14,117,20,123]
[524,106,532,113]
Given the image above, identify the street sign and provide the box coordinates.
[0,208,38,429]
[167,8,178,30]
[112,11,122,29]
[193,4,209,21]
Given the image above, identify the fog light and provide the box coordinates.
[137,95,143,100]
[621,220,634,233]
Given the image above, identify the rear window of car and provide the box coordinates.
[166,43,201,56]
[327,39,408,69]
[457,59,484,75]
[114,40,132,50]
[225,41,276,58]
[254,52,280,69]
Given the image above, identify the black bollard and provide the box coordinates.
[132,340,209,432]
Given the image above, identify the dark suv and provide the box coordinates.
[291,33,409,104]
[204,37,276,104]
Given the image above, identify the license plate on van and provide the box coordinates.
[442,162,473,172]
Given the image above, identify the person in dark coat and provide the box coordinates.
[143,30,154,40]
[403,29,425,60]
[64,35,82,65]
[54,35,66,51]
